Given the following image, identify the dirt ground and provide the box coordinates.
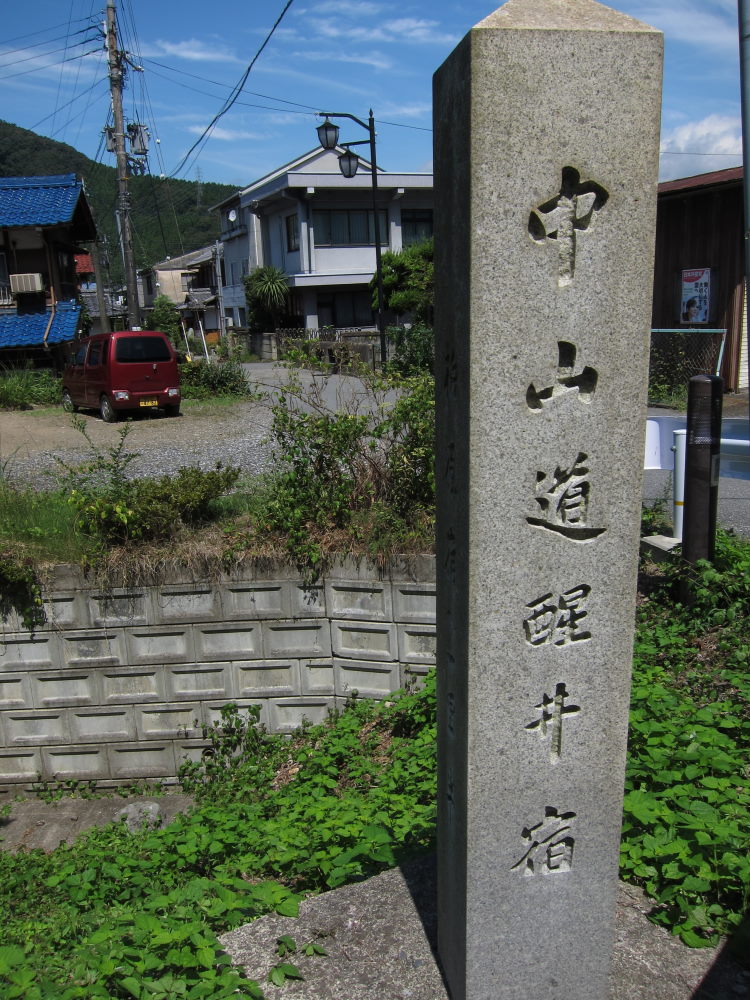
[0,399,268,459]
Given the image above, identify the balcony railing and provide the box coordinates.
[0,283,13,306]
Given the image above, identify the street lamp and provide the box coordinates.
[315,109,387,366]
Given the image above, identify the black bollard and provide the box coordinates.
[682,374,723,563]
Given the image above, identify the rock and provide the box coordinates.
[116,801,165,832]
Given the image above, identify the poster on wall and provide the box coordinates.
[680,268,711,324]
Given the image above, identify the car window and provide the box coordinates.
[74,345,87,365]
[114,336,171,363]
[88,343,101,367]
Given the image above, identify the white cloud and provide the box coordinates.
[380,102,430,119]
[311,0,386,14]
[145,38,242,63]
[188,125,265,141]
[659,113,742,180]
[628,2,738,52]
[308,16,457,45]
[296,49,393,70]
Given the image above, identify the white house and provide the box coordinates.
[214,147,433,332]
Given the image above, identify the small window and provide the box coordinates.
[114,336,171,363]
[401,209,433,247]
[285,214,299,252]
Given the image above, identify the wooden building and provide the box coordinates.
[652,166,747,392]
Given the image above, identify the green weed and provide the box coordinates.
[0,368,61,410]
[623,529,750,947]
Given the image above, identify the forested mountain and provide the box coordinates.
[0,121,236,282]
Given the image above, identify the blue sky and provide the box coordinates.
[0,0,743,188]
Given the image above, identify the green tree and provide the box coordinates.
[373,238,434,325]
[148,294,181,346]
[244,266,290,331]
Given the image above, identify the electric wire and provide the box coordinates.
[29,76,108,132]
[0,34,101,71]
[170,0,297,178]
[117,0,186,257]
[0,48,103,82]
[141,56,433,133]
[0,17,98,51]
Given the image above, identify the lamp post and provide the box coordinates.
[316,110,387,366]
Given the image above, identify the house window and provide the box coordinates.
[145,274,153,296]
[181,273,190,291]
[317,290,373,328]
[285,214,299,252]
[0,252,8,285]
[312,209,387,247]
[401,209,433,246]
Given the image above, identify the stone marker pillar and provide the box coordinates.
[433,2,662,999]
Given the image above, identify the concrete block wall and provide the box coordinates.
[0,558,435,795]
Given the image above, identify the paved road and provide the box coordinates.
[645,394,750,539]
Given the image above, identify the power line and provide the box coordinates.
[0,24,99,60]
[29,76,108,132]
[170,0,297,178]
[144,57,433,134]
[0,33,101,71]
[0,48,103,82]
[0,16,98,50]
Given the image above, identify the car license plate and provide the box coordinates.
[139,399,158,408]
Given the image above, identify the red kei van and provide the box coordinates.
[62,331,181,422]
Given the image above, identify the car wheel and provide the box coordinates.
[164,403,180,417]
[61,389,77,413]
[100,395,118,423]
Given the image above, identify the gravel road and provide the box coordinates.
[1,362,393,491]
[2,393,277,491]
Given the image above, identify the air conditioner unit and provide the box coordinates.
[10,273,44,294]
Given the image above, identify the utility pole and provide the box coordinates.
[90,238,111,334]
[106,0,140,329]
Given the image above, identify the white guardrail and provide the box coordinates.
[644,416,750,540]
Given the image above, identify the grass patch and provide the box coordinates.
[0,483,91,564]
[0,368,62,410]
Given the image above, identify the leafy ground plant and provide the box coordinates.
[0,675,436,998]
[622,529,750,947]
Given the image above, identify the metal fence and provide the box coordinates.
[275,328,382,370]
[649,328,726,397]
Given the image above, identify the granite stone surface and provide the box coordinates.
[433,1,663,998]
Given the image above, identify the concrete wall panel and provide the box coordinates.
[0,562,434,787]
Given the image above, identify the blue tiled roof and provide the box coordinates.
[0,174,83,228]
[0,302,81,348]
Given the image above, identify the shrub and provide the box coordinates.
[258,369,435,577]
[57,418,240,546]
[386,324,434,376]
[178,359,254,398]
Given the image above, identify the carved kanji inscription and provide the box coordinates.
[529,167,609,286]
[511,807,576,876]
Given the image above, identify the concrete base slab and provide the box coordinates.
[641,535,681,561]
[0,793,194,852]
[221,856,749,1000]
